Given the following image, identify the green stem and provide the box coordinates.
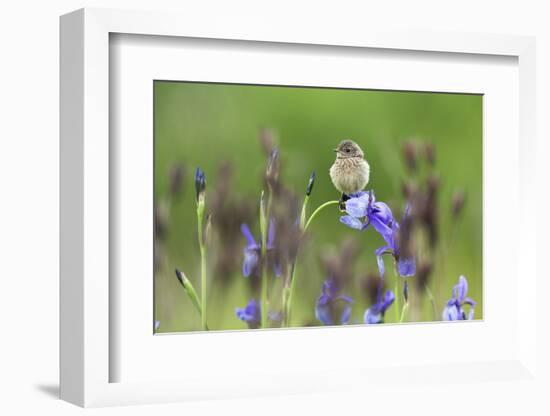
[394,276,400,322]
[425,284,437,321]
[187,285,202,316]
[284,250,299,327]
[186,279,203,316]
[304,200,339,232]
[399,279,409,323]
[299,195,310,228]
[393,261,400,323]
[399,301,409,323]
[197,208,207,331]
[285,200,339,326]
[200,247,207,330]
[260,192,272,329]
[175,269,206,328]
[260,248,268,328]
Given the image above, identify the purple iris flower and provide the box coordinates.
[339,191,415,279]
[339,191,393,231]
[315,278,353,325]
[235,298,282,329]
[235,299,261,328]
[240,220,281,278]
[442,275,476,321]
[364,290,395,324]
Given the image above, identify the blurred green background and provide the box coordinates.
[154,80,482,332]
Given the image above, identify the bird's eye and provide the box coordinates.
[345,148,351,153]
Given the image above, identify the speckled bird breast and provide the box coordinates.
[329,157,370,195]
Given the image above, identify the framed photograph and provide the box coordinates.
[152,80,483,334]
[60,8,538,407]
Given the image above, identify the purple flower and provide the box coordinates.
[442,275,476,321]
[340,191,393,231]
[194,167,206,202]
[240,221,281,278]
[235,299,282,329]
[340,191,415,279]
[364,290,395,324]
[235,299,261,329]
[315,278,353,325]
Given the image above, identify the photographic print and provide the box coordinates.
[153,81,482,333]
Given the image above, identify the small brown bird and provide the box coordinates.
[329,140,370,208]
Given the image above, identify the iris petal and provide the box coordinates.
[337,295,353,304]
[316,279,353,326]
[456,275,468,302]
[364,289,394,324]
[375,246,391,256]
[267,219,276,249]
[364,308,382,324]
[235,307,246,320]
[369,215,394,247]
[236,309,253,322]
[371,202,394,226]
[340,215,365,230]
[463,297,476,306]
[375,245,391,279]
[442,304,459,321]
[241,223,258,249]
[397,257,416,277]
[317,293,330,306]
[236,299,261,323]
[242,249,259,277]
[322,279,337,297]
[345,194,370,218]
[382,290,396,311]
[340,303,352,324]
[443,276,476,321]
[315,303,333,325]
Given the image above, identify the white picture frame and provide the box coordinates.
[60,7,537,407]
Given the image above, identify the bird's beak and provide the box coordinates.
[333,148,338,152]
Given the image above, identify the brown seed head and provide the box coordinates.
[402,141,418,172]
[451,190,466,219]
[424,142,436,166]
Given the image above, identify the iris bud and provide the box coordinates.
[305,171,316,196]
[265,148,280,189]
[194,167,206,204]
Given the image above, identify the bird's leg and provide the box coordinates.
[339,193,350,211]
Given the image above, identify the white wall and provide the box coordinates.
[1,1,548,414]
